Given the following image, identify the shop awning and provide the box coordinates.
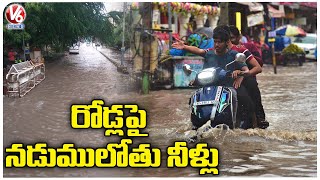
[279,2,293,6]
[300,2,317,9]
[268,5,285,18]
[237,2,264,12]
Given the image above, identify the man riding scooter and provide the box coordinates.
[173,26,269,129]
[172,26,256,129]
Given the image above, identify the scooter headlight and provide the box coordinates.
[197,68,218,86]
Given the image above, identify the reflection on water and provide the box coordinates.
[3,45,317,177]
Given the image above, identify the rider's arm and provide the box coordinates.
[182,45,206,56]
[241,48,262,76]
[232,66,249,89]
[172,40,206,56]
[231,61,250,79]
[247,57,262,76]
[241,66,250,75]
[243,43,263,67]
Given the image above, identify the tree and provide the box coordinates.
[107,10,133,49]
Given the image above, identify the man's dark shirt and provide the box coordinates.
[203,49,247,87]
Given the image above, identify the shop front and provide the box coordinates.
[131,2,220,88]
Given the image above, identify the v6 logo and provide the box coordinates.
[5,4,27,24]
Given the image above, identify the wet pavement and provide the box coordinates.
[3,44,317,177]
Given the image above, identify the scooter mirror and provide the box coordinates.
[235,53,246,63]
[183,64,192,75]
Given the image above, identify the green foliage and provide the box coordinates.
[3,28,31,47]
[282,44,305,54]
[108,11,133,49]
[108,11,123,25]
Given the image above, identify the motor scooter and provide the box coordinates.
[183,53,251,131]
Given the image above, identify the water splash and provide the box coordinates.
[173,124,316,143]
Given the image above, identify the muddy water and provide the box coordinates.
[3,44,317,177]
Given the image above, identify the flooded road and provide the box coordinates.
[3,44,317,177]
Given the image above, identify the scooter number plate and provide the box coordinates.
[194,100,218,106]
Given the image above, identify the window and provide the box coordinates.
[294,36,316,44]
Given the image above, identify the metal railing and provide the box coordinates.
[6,61,45,97]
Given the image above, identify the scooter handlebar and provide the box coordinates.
[188,69,245,87]
[226,70,246,77]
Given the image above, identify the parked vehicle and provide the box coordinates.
[292,33,317,60]
[69,45,80,54]
[183,53,253,132]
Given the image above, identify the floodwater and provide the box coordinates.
[3,44,317,177]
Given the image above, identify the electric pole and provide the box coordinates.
[218,2,229,26]
[121,2,126,67]
[142,2,152,94]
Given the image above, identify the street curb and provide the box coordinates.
[97,50,129,74]
[97,49,145,87]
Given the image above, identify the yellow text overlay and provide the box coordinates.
[6,141,219,175]
[5,139,160,168]
[71,100,148,137]
[167,141,219,175]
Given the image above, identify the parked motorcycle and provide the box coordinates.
[183,53,252,131]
